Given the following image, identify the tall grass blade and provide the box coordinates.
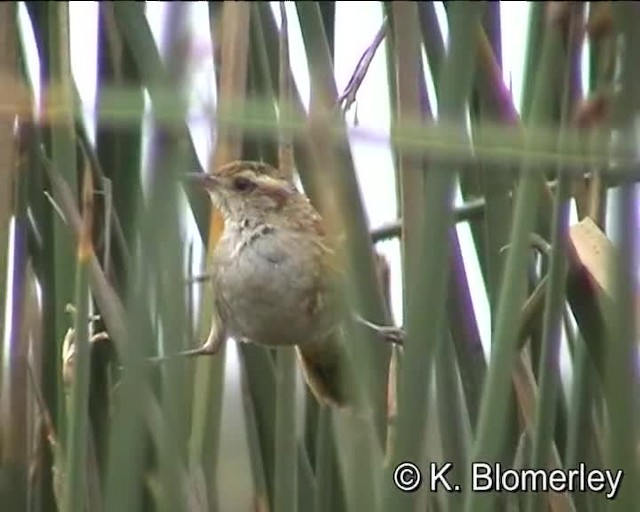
[385,4,482,511]
[465,11,563,512]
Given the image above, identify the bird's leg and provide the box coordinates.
[178,322,226,357]
[183,273,214,286]
[148,322,226,363]
[353,314,404,346]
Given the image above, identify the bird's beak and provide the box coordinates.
[182,171,221,189]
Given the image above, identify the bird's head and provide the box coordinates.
[185,161,298,222]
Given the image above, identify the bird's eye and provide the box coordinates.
[232,176,255,192]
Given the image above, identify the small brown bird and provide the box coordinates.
[181,161,356,408]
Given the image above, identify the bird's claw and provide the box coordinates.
[148,324,225,363]
[353,314,404,346]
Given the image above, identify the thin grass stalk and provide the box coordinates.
[437,26,506,438]
[326,423,348,512]
[302,389,318,474]
[565,270,608,388]
[1,149,29,509]
[95,3,144,295]
[373,98,486,453]
[254,3,304,138]
[446,235,486,433]
[24,265,48,510]
[243,39,274,163]
[149,5,192,510]
[196,2,252,509]
[240,363,270,511]
[605,173,639,509]
[565,330,602,512]
[393,0,471,505]
[385,4,482,512]
[22,127,60,512]
[472,27,517,323]
[382,4,400,223]
[241,6,286,165]
[464,17,563,512]
[524,155,571,501]
[185,7,224,499]
[51,188,190,512]
[110,3,208,239]
[39,111,191,512]
[0,2,19,354]
[155,227,189,510]
[519,4,562,266]
[296,446,315,512]
[474,26,520,127]
[0,0,21,467]
[330,414,379,512]
[371,197,487,242]
[552,5,586,462]
[524,11,577,512]
[295,2,391,448]
[221,4,282,506]
[295,4,389,510]
[63,165,93,512]
[604,6,640,510]
[510,350,575,512]
[528,7,583,389]
[481,3,502,68]
[58,116,182,512]
[95,4,194,509]
[436,28,488,442]
[49,1,77,445]
[82,153,153,512]
[89,6,142,481]
[389,4,424,480]
[239,346,278,505]
[391,8,453,507]
[389,0,425,328]
[464,14,519,294]
[274,5,298,512]
[11,83,639,173]
[520,3,545,119]
[101,285,149,510]
[249,4,276,116]
[585,134,609,231]
[417,2,445,84]
[524,183,572,506]
[435,332,469,512]
[312,407,332,512]
[584,4,614,229]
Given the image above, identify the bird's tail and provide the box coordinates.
[296,331,355,409]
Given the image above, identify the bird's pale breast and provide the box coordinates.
[213,223,337,347]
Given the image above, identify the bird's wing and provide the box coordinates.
[306,206,350,325]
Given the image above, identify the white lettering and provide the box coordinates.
[501,468,519,492]
[547,469,567,492]
[587,470,605,492]
[472,462,493,491]
[605,470,623,499]
[430,463,454,492]
[520,469,547,491]
[468,462,623,498]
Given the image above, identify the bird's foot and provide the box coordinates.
[148,325,225,363]
[353,314,404,346]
